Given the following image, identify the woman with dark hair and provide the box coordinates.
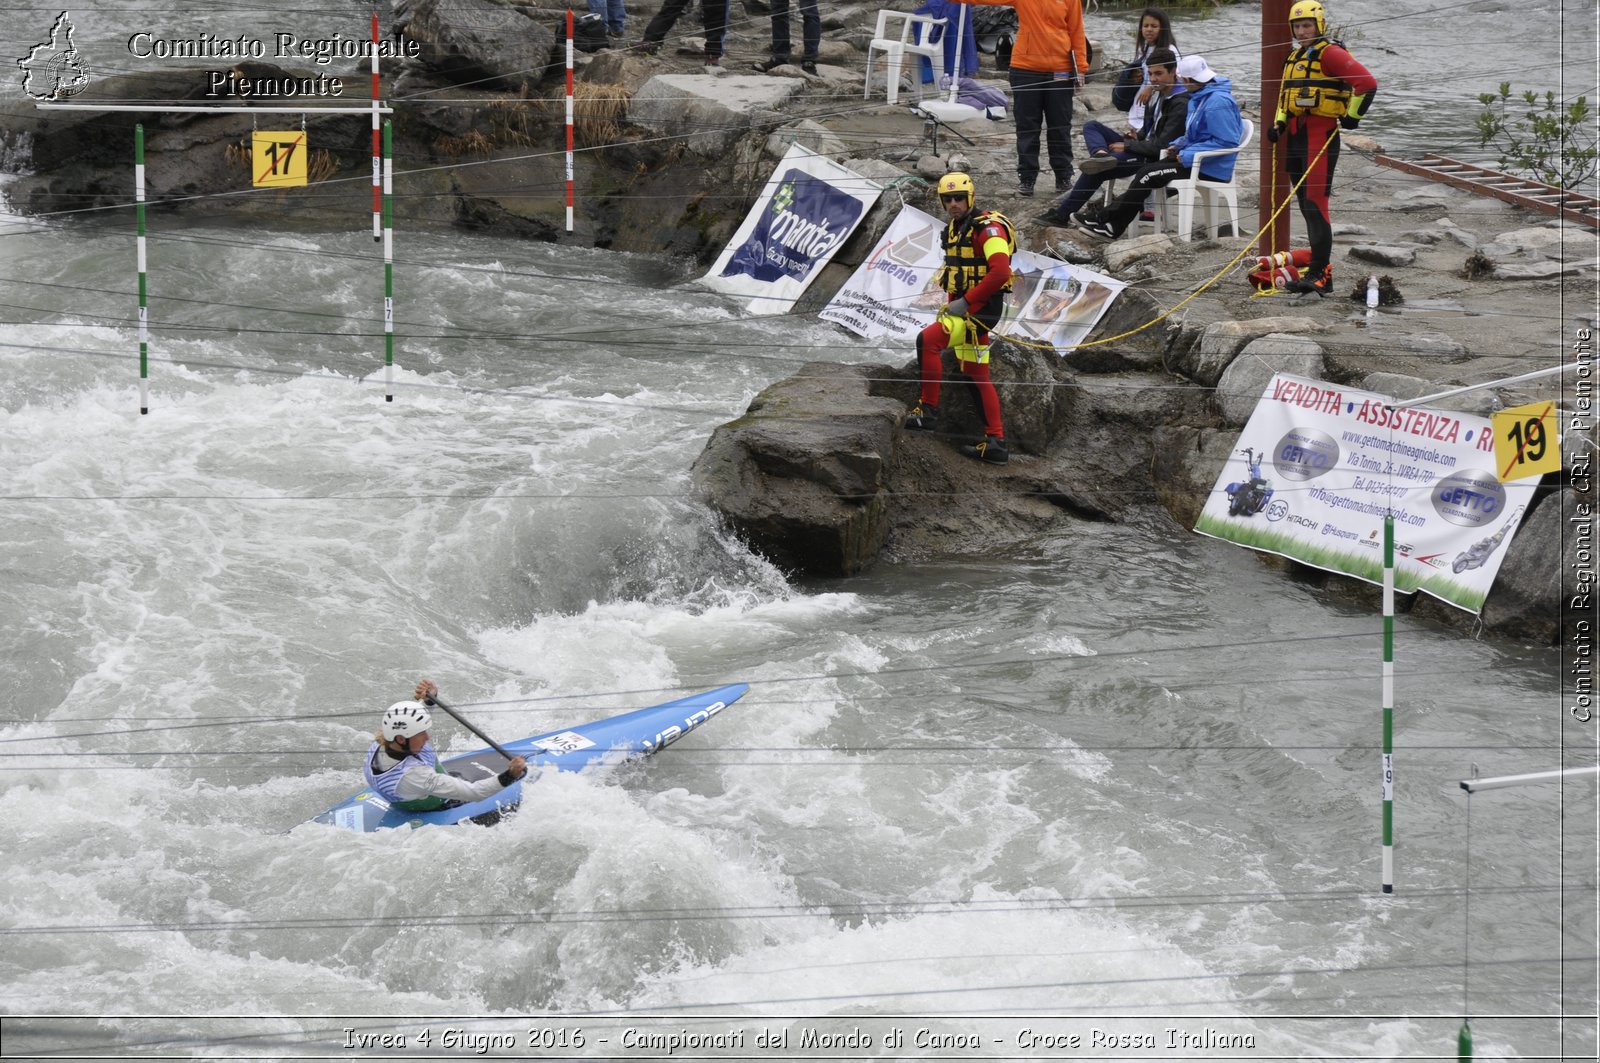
[1114,7,1179,123]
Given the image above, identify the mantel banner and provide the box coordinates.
[1194,373,1541,614]
[701,145,881,316]
[819,204,1124,350]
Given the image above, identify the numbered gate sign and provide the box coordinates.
[252,132,307,188]
[1492,401,1562,482]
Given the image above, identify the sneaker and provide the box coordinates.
[1054,172,1073,191]
[1017,180,1035,198]
[1289,264,1334,296]
[1079,154,1119,176]
[752,56,789,73]
[703,57,724,75]
[904,403,938,432]
[607,29,625,38]
[961,435,1009,465]
[632,41,660,55]
[801,60,818,75]
[1076,216,1117,240]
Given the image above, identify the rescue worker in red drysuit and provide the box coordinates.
[1266,0,1377,296]
[904,172,1016,465]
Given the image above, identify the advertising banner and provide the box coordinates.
[820,204,1124,352]
[817,206,945,339]
[701,145,882,316]
[1195,374,1542,614]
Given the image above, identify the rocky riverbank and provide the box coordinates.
[2,0,1592,644]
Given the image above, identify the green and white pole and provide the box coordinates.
[383,118,394,402]
[135,123,149,415]
[1382,510,1395,893]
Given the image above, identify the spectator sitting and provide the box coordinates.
[1039,47,1185,227]
[1075,54,1242,242]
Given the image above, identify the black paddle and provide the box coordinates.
[423,694,515,762]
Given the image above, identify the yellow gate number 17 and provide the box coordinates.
[252,132,308,188]
[1491,401,1562,482]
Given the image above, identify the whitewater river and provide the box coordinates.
[1,0,1595,1058]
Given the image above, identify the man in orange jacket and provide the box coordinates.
[954,0,1087,197]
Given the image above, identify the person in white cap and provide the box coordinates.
[362,678,527,812]
[1076,54,1243,241]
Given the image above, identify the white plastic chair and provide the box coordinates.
[1155,118,1255,241]
[864,11,946,105]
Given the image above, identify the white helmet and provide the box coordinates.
[381,700,432,740]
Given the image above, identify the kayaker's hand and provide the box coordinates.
[414,678,438,702]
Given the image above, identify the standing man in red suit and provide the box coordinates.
[905,172,1015,466]
[1266,0,1377,296]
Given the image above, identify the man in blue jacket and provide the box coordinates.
[1075,55,1242,241]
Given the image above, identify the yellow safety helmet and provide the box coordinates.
[936,172,975,208]
[1288,0,1326,36]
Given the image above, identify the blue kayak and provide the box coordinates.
[307,683,749,832]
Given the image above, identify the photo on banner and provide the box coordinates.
[700,145,882,316]
[1195,373,1542,613]
[1004,251,1126,353]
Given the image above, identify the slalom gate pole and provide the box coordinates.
[370,10,382,242]
[565,9,575,234]
[1382,511,1395,893]
[135,123,149,415]
[383,119,394,402]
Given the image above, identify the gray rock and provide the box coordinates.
[1104,232,1176,273]
[630,73,803,156]
[691,363,903,576]
[1396,229,1444,245]
[916,155,946,178]
[1038,233,1099,265]
[1331,223,1372,236]
[1215,335,1326,425]
[1493,259,1598,280]
[1150,426,1239,530]
[765,119,847,159]
[1480,491,1584,643]
[1182,316,1323,387]
[1349,244,1418,267]
[399,0,556,91]
[1360,371,1498,416]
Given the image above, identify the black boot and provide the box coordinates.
[960,435,1008,464]
[904,402,938,432]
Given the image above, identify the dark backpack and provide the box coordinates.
[572,13,609,53]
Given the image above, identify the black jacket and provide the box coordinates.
[1124,87,1189,160]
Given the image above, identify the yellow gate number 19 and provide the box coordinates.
[1492,401,1561,482]
[252,132,308,188]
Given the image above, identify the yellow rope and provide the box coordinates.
[994,126,1339,354]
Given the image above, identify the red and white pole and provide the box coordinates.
[371,10,382,242]
[565,9,575,233]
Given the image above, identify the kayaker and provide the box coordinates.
[362,678,527,811]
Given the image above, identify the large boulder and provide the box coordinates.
[691,363,903,576]
[1150,426,1238,530]
[398,0,558,92]
[629,73,804,156]
[1176,316,1323,387]
[1475,490,1582,642]
[1214,335,1326,425]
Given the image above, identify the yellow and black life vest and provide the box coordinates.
[937,209,1016,295]
[1279,40,1352,119]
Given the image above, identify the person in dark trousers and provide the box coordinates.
[752,0,820,74]
[1075,55,1242,241]
[952,0,1087,197]
[637,0,730,73]
[904,172,1016,465]
[1041,47,1186,226]
[1267,0,1377,296]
